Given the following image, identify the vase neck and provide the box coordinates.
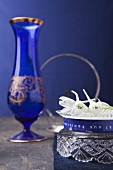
[11,22,42,76]
[14,25,40,58]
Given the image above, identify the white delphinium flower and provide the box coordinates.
[83,89,110,114]
[100,101,113,117]
[56,90,88,117]
[56,96,75,117]
[56,89,113,119]
[70,90,88,116]
[59,96,75,108]
[97,99,111,114]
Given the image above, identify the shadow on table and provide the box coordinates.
[53,134,113,170]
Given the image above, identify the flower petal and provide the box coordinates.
[71,90,79,101]
[71,102,88,116]
[59,96,75,108]
[56,107,71,115]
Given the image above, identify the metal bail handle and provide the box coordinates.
[41,53,101,100]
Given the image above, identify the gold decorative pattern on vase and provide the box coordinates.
[8,76,46,105]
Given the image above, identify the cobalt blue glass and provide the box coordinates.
[7,17,46,142]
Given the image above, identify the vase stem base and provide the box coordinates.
[8,130,47,143]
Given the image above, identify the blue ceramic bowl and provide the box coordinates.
[64,117,113,133]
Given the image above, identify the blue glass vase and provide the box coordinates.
[7,17,46,142]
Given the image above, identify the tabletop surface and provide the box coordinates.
[0,115,62,170]
[1,116,113,170]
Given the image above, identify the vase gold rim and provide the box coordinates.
[9,17,44,25]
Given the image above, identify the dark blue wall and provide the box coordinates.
[0,0,113,116]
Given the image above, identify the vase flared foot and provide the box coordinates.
[7,130,47,143]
